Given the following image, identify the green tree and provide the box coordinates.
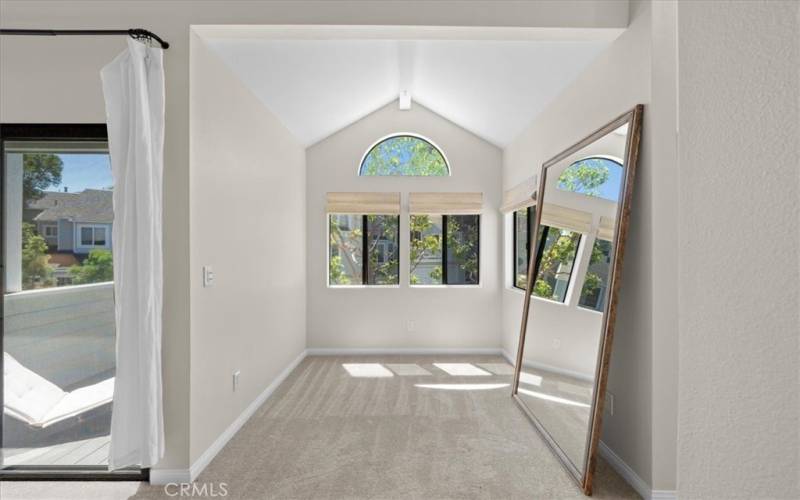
[23,153,63,202]
[328,215,399,285]
[361,136,448,176]
[581,272,601,300]
[70,249,114,284]
[557,158,610,196]
[409,215,442,284]
[409,215,478,284]
[580,239,612,306]
[366,215,399,284]
[532,227,580,299]
[329,215,362,285]
[328,255,350,285]
[533,279,552,298]
[446,215,479,283]
[21,222,53,288]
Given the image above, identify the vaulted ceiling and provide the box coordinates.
[206,38,611,148]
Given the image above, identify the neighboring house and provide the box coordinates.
[26,189,113,285]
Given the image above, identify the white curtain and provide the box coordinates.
[101,38,165,470]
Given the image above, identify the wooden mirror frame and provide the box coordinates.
[511,105,643,496]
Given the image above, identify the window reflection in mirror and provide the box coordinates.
[515,118,634,480]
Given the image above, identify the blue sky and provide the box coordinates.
[49,154,113,193]
[596,163,623,201]
[558,158,623,201]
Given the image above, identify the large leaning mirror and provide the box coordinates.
[512,105,643,495]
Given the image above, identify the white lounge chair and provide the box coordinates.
[3,352,114,429]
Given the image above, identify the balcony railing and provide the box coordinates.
[3,282,114,466]
[4,282,115,389]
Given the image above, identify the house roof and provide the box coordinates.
[29,189,113,224]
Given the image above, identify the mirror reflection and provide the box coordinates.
[515,121,629,476]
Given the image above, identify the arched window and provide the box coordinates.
[557,156,623,201]
[359,134,449,176]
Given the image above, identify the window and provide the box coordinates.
[79,225,107,247]
[80,227,92,245]
[557,156,623,201]
[513,207,582,302]
[410,214,479,285]
[579,238,612,312]
[410,215,442,284]
[531,226,581,302]
[513,206,533,289]
[366,215,400,285]
[359,135,449,176]
[1,124,141,479]
[446,215,480,285]
[328,214,399,286]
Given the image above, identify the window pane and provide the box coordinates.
[514,209,529,289]
[410,215,443,285]
[3,140,116,469]
[360,135,448,176]
[94,227,106,246]
[329,214,363,285]
[532,226,581,302]
[366,215,399,285]
[557,157,624,201]
[81,226,93,245]
[579,238,613,311]
[446,215,479,285]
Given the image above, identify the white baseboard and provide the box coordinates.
[150,349,308,485]
[598,441,677,500]
[149,468,191,485]
[650,491,678,500]
[505,348,676,499]
[151,347,677,500]
[306,347,504,356]
[500,349,594,382]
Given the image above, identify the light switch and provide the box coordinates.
[203,266,215,287]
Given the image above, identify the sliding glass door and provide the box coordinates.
[1,124,142,478]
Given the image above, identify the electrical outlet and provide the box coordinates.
[407,320,416,332]
[232,370,241,392]
[604,391,614,416]
[203,266,215,287]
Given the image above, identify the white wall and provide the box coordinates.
[189,33,306,464]
[501,0,673,490]
[676,1,800,498]
[306,103,502,350]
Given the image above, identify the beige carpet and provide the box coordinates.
[1,355,640,500]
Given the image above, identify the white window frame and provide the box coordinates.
[42,224,58,238]
[408,213,481,288]
[77,224,108,248]
[326,213,401,288]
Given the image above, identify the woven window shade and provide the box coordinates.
[408,192,483,215]
[540,203,592,233]
[597,216,616,241]
[325,192,400,214]
[500,176,537,213]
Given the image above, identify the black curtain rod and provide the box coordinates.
[0,28,169,49]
